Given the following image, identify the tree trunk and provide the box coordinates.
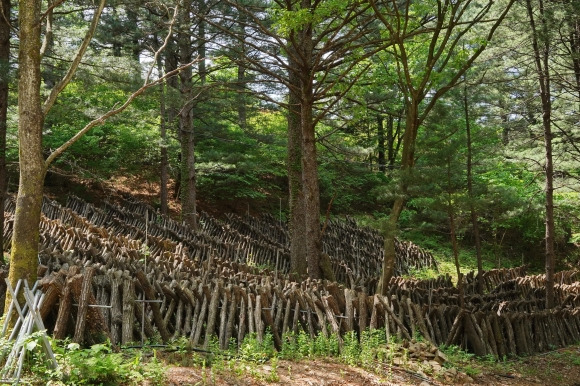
[157,55,169,216]
[377,115,385,173]
[447,156,464,308]
[178,0,197,230]
[237,63,247,129]
[5,0,45,313]
[287,56,307,276]
[526,0,555,309]
[378,100,419,294]
[301,93,321,279]
[295,2,321,279]
[236,15,247,129]
[0,0,10,256]
[568,15,580,104]
[464,82,483,294]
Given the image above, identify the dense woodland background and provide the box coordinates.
[1,0,579,291]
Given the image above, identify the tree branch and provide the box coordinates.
[45,60,199,168]
[42,0,106,116]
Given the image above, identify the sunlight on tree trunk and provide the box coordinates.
[5,0,44,314]
[0,0,10,257]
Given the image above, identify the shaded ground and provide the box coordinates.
[162,346,580,385]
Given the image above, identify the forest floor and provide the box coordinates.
[160,345,580,385]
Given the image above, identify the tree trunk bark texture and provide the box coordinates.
[377,115,385,173]
[157,56,169,216]
[287,64,307,277]
[178,0,197,231]
[0,0,9,255]
[5,0,45,314]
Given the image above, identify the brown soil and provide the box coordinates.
[162,346,580,386]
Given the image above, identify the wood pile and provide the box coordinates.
[1,195,579,359]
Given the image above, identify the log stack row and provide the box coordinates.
[1,195,579,358]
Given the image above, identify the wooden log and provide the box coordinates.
[403,297,416,339]
[39,271,66,319]
[273,293,284,337]
[247,293,255,335]
[322,295,343,350]
[254,294,264,342]
[260,292,282,350]
[358,292,368,334]
[465,313,486,356]
[163,298,176,332]
[224,289,237,349]
[501,314,517,356]
[410,300,432,344]
[474,312,493,355]
[173,300,185,339]
[511,314,529,356]
[553,314,568,347]
[424,310,437,345]
[134,293,155,341]
[219,291,229,349]
[183,303,193,336]
[384,307,391,343]
[483,314,498,357]
[344,289,355,332]
[490,314,506,358]
[238,295,247,348]
[121,277,135,345]
[306,292,327,338]
[204,282,222,349]
[282,298,292,336]
[73,267,95,343]
[369,295,379,330]
[377,295,411,341]
[437,306,449,342]
[96,276,111,329]
[192,292,209,346]
[110,272,123,345]
[53,267,80,340]
[562,312,580,343]
[292,299,301,335]
[188,287,203,342]
[135,270,170,343]
[445,311,464,347]
[306,301,316,339]
[429,309,443,345]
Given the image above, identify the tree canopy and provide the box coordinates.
[3,0,580,310]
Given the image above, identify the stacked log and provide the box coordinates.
[2,195,580,358]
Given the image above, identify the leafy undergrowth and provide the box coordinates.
[6,327,580,385]
[162,346,580,385]
[159,332,580,385]
[2,337,166,385]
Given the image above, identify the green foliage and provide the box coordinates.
[238,332,276,363]
[439,344,475,365]
[319,161,390,214]
[196,110,287,207]
[28,339,166,385]
[44,82,164,178]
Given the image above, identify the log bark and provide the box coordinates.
[121,277,135,345]
[53,267,80,339]
[135,270,170,342]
